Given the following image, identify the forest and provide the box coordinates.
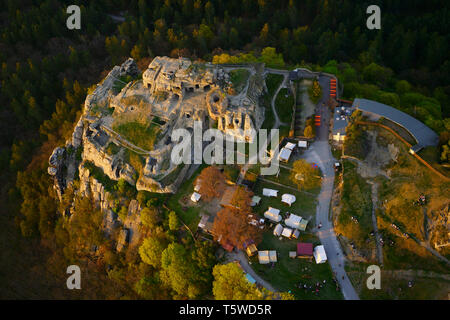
[0,0,449,299]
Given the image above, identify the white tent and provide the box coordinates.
[281,194,296,206]
[313,245,327,264]
[285,142,296,150]
[251,196,262,206]
[258,251,270,264]
[269,251,277,262]
[264,207,281,222]
[282,227,293,238]
[285,213,302,229]
[263,188,278,197]
[273,223,283,236]
[293,229,300,239]
[194,178,202,192]
[190,192,201,203]
[278,147,292,162]
[298,140,308,148]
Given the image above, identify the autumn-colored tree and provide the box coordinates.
[212,207,261,250]
[229,185,254,213]
[290,159,321,190]
[212,263,293,300]
[195,166,226,201]
[139,237,167,268]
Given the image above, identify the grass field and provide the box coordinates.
[251,232,343,300]
[112,120,160,151]
[229,69,250,94]
[275,88,295,124]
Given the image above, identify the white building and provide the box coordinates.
[263,188,278,197]
[264,207,282,222]
[281,194,296,206]
[313,245,327,264]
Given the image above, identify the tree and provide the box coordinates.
[139,237,166,268]
[195,166,226,201]
[160,243,202,298]
[212,207,261,250]
[212,263,263,300]
[140,207,160,228]
[290,159,321,190]
[168,211,179,231]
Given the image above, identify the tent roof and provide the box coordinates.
[313,245,327,263]
[264,207,282,222]
[285,214,302,229]
[285,142,296,150]
[269,251,277,262]
[191,192,201,202]
[258,250,270,264]
[245,273,256,284]
[282,227,293,238]
[263,188,278,197]
[273,223,283,236]
[278,148,292,161]
[298,219,309,231]
[298,140,308,148]
[251,195,262,206]
[281,194,296,205]
[297,243,313,256]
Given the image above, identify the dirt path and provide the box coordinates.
[368,181,384,265]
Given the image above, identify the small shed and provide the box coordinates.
[263,188,278,197]
[285,214,302,229]
[264,207,282,222]
[278,147,292,162]
[273,223,283,236]
[313,245,327,264]
[246,243,258,257]
[258,251,270,264]
[298,219,309,231]
[269,251,277,262]
[251,195,262,207]
[297,243,314,259]
[191,192,201,203]
[245,273,256,284]
[282,227,293,238]
[285,142,296,150]
[281,194,296,206]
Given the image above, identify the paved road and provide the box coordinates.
[301,74,360,300]
[226,250,277,292]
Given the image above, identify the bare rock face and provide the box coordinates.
[119,58,139,77]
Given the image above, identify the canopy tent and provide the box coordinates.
[246,243,258,257]
[297,243,314,257]
[285,142,296,150]
[281,194,296,206]
[258,251,270,264]
[298,219,309,231]
[190,192,201,203]
[269,251,277,262]
[289,251,297,258]
[194,179,202,192]
[285,214,302,229]
[293,229,300,239]
[264,207,282,222]
[298,140,308,148]
[263,188,278,197]
[273,223,283,236]
[282,227,293,238]
[278,147,292,162]
[251,195,262,207]
[245,273,256,284]
[313,245,327,264]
